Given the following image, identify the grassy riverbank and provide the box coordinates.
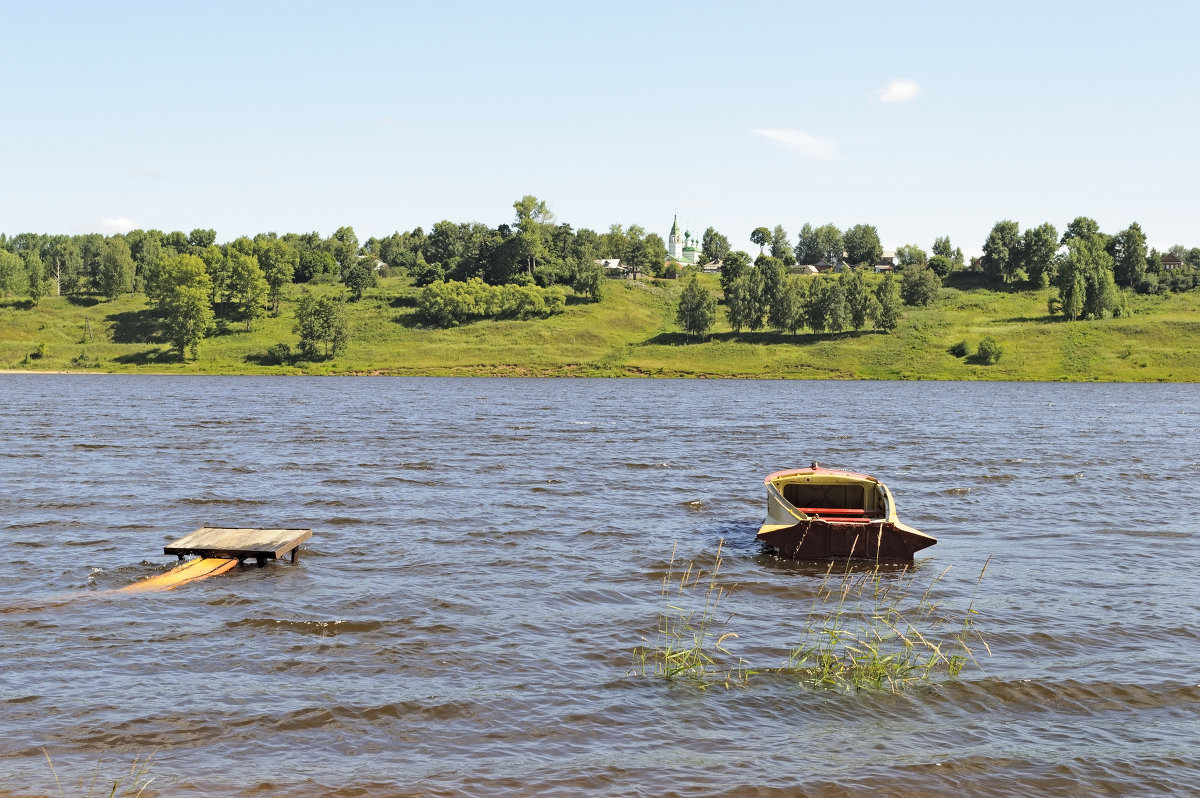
[2,274,1199,380]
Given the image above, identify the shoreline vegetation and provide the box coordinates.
[2,199,1198,381]
[3,270,1198,381]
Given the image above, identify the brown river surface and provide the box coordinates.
[2,375,1199,797]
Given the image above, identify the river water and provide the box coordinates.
[1,375,1199,797]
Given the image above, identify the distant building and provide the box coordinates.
[1162,252,1185,270]
[666,215,702,267]
[595,258,627,278]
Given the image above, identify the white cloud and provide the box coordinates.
[751,129,837,160]
[875,78,921,103]
[98,217,137,233]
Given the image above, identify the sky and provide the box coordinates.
[2,0,1198,256]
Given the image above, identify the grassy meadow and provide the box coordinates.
[2,273,1198,380]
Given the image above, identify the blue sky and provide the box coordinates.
[2,0,1197,256]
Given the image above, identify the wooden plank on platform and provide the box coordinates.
[164,527,312,562]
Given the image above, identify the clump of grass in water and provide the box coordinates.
[783,555,991,692]
[633,539,753,689]
[42,748,155,798]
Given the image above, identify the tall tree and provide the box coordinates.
[294,291,350,359]
[901,264,941,306]
[719,250,751,294]
[96,237,135,300]
[676,275,717,341]
[48,237,82,295]
[1060,216,1100,246]
[842,268,876,330]
[513,195,554,275]
[750,226,771,255]
[894,244,927,268]
[700,226,731,264]
[769,225,794,265]
[326,226,359,276]
[155,254,215,360]
[844,224,882,267]
[795,223,818,265]
[1112,222,1148,287]
[227,252,269,329]
[257,238,298,311]
[874,274,903,332]
[1055,235,1119,320]
[1021,222,1059,287]
[21,251,45,304]
[0,250,25,297]
[981,220,1021,284]
[188,228,217,249]
[769,275,808,336]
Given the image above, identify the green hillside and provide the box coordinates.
[2,274,1199,380]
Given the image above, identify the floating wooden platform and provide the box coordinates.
[164,527,312,566]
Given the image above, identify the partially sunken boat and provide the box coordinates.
[756,463,936,561]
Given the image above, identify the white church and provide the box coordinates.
[666,215,702,267]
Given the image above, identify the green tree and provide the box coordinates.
[326,226,359,277]
[227,252,269,330]
[96,237,135,300]
[874,274,902,332]
[294,291,350,359]
[569,258,604,302]
[750,226,771,254]
[297,249,338,283]
[894,244,927,268]
[343,258,379,300]
[794,223,818,265]
[155,254,215,360]
[513,195,554,276]
[1112,222,1148,287]
[1060,216,1100,246]
[901,264,941,306]
[981,220,1021,284]
[842,268,877,330]
[188,228,217,249]
[769,275,808,336]
[928,255,954,277]
[719,250,751,294]
[1055,236,1120,320]
[676,275,717,341]
[844,224,882,267]
[48,237,83,295]
[724,274,754,333]
[21,251,45,304]
[770,225,795,265]
[1021,222,1059,287]
[257,239,298,311]
[757,256,786,324]
[813,224,844,264]
[700,226,731,265]
[744,265,767,331]
[806,277,847,334]
[163,231,189,252]
[200,245,232,308]
[0,250,25,297]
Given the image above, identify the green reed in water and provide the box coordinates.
[634,542,990,693]
[633,539,754,689]
[782,555,991,692]
[42,749,155,798]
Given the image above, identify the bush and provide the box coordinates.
[418,278,567,327]
[949,340,969,358]
[976,336,1003,365]
[265,343,293,365]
